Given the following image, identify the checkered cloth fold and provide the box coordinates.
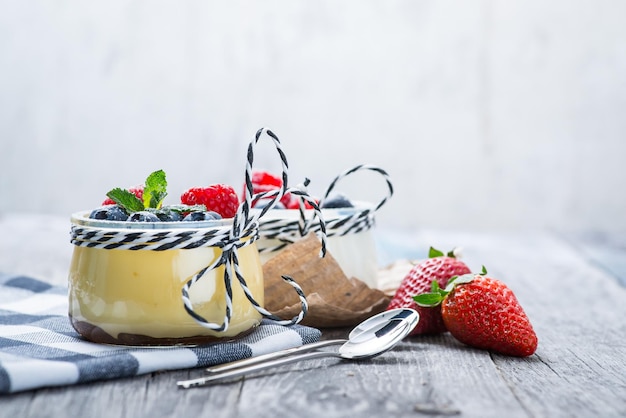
[0,274,321,394]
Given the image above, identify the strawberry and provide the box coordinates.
[386,247,471,335]
[102,185,144,206]
[414,269,538,357]
[180,184,240,218]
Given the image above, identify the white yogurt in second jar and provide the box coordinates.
[255,202,379,289]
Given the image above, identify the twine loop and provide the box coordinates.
[257,164,393,255]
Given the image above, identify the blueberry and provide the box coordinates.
[182,212,206,222]
[321,193,353,209]
[127,211,160,222]
[105,206,130,221]
[204,211,222,220]
[89,205,129,221]
[89,206,110,220]
[155,210,183,222]
[183,211,223,222]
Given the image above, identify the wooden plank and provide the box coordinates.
[561,231,626,287]
[1,218,625,417]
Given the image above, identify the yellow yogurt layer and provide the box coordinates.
[68,242,263,341]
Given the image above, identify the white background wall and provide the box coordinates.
[1,1,625,233]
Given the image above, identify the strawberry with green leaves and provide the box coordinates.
[386,247,471,335]
[414,267,538,357]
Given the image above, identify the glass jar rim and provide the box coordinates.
[251,200,374,221]
[70,210,234,231]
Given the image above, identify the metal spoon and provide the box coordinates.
[177,308,419,388]
[203,307,419,376]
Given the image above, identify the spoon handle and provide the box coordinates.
[177,351,339,389]
[205,339,347,374]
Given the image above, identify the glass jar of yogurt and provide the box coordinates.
[68,212,264,346]
[256,202,379,288]
[255,165,393,290]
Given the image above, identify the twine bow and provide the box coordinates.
[181,127,326,331]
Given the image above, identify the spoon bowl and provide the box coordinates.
[349,307,419,340]
[177,308,419,388]
[339,309,418,359]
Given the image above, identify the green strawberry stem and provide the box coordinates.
[428,246,459,259]
[413,266,489,307]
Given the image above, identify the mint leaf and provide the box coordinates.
[106,188,145,213]
[143,170,168,209]
[166,204,206,213]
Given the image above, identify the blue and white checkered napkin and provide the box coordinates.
[0,274,321,394]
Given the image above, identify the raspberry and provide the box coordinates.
[181,184,240,218]
[248,170,301,209]
[251,171,282,188]
[102,186,144,206]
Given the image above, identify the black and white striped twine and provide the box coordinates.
[257,164,393,254]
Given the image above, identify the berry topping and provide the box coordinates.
[321,193,353,209]
[251,171,282,188]
[155,209,183,222]
[182,211,223,222]
[180,184,239,218]
[128,211,160,222]
[90,170,238,222]
[248,170,310,209]
[205,211,222,220]
[89,205,129,221]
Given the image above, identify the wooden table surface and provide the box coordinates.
[0,213,624,418]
